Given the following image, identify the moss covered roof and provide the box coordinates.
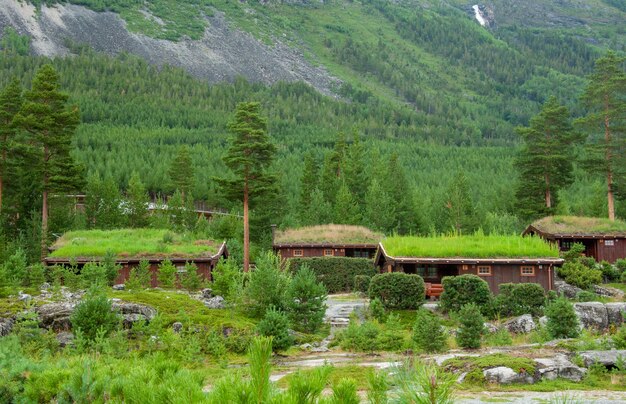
[273,224,382,245]
[529,216,626,237]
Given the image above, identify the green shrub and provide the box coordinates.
[545,297,580,339]
[244,252,290,317]
[620,270,626,283]
[616,259,626,273]
[368,298,386,322]
[613,324,626,349]
[157,259,177,288]
[368,272,425,310]
[80,262,108,288]
[285,265,327,333]
[412,309,447,353]
[102,250,121,286]
[377,313,405,351]
[598,260,620,282]
[440,274,492,315]
[354,274,371,294]
[1,248,27,287]
[126,259,152,291]
[456,303,485,349]
[494,283,546,317]
[26,264,46,289]
[70,289,120,342]
[211,258,243,301]
[576,290,599,302]
[557,261,602,289]
[484,328,513,347]
[256,307,293,352]
[180,262,202,291]
[330,378,359,404]
[288,257,376,293]
[336,319,380,352]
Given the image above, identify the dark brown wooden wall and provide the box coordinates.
[116,261,214,288]
[596,239,626,263]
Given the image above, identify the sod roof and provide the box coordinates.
[380,234,560,259]
[529,216,626,237]
[273,224,382,245]
[49,229,221,259]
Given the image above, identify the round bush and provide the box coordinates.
[545,297,580,339]
[495,283,546,317]
[439,274,492,314]
[354,275,371,294]
[256,307,293,352]
[456,303,485,349]
[368,272,425,310]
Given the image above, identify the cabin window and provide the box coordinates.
[605,240,615,246]
[293,249,303,257]
[324,249,334,256]
[521,266,535,276]
[560,240,575,250]
[477,266,492,276]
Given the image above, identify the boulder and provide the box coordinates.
[534,354,586,382]
[56,332,74,348]
[112,284,125,291]
[40,282,50,291]
[554,280,583,299]
[483,367,533,384]
[594,285,623,299]
[579,350,626,368]
[201,288,213,299]
[539,316,548,328]
[204,296,225,309]
[36,302,76,331]
[605,303,626,327]
[172,322,183,333]
[111,302,157,328]
[574,302,608,331]
[0,318,14,336]
[503,314,536,334]
[484,322,499,333]
[18,292,32,303]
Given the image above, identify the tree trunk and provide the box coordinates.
[41,188,48,261]
[0,148,5,212]
[243,179,250,272]
[604,96,615,221]
[544,174,552,209]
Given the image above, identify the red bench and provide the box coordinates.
[425,283,443,299]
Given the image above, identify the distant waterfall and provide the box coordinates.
[472,5,487,26]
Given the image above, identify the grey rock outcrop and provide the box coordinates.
[36,302,76,331]
[574,302,626,331]
[201,288,213,299]
[112,284,125,291]
[0,318,14,336]
[111,302,157,327]
[554,280,583,299]
[172,322,183,333]
[534,354,586,382]
[484,322,499,333]
[503,314,536,334]
[483,367,534,384]
[204,296,225,309]
[56,332,74,347]
[579,350,626,368]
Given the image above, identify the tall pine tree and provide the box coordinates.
[578,51,626,221]
[334,181,361,225]
[514,96,581,220]
[168,145,194,201]
[0,78,22,213]
[441,171,476,234]
[126,171,149,228]
[217,102,276,272]
[13,65,82,258]
[299,152,319,224]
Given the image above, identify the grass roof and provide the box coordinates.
[382,234,559,258]
[530,216,626,236]
[274,224,382,244]
[49,229,220,259]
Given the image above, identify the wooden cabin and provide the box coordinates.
[375,235,563,296]
[45,229,228,287]
[272,224,381,260]
[523,216,626,263]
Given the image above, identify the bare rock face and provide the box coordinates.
[503,314,536,334]
[36,302,76,331]
[0,0,340,96]
[579,350,626,368]
[172,322,183,333]
[554,280,584,299]
[605,303,626,327]
[204,296,225,309]
[483,367,534,384]
[534,354,586,382]
[572,302,626,331]
[56,331,74,347]
[0,318,14,336]
[111,302,157,328]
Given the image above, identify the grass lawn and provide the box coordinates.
[50,229,220,258]
[382,234,559,258]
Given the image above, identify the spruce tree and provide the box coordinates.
[344,132,368,207]
[456,303,485,349]
[217,102,276,272]
[320,153,340,204]
[0,78,22,213]
[306,188,332,225]
[13,64,82,258]
[386,153,414,234]
[299,152,318,224]
[364,178,395,233]
[126,171,149,228]
[514,96,581,220]
[334,182,361,225]
[168,145,194,201]
[442,172,476,234]
[578,51,626,221]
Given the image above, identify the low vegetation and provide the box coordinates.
[368,272,425,310]
[50,229,219,258]
[274,224,382,244]
[531,216,626,235]
[382,234,559,258]
[288,257,376,293]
